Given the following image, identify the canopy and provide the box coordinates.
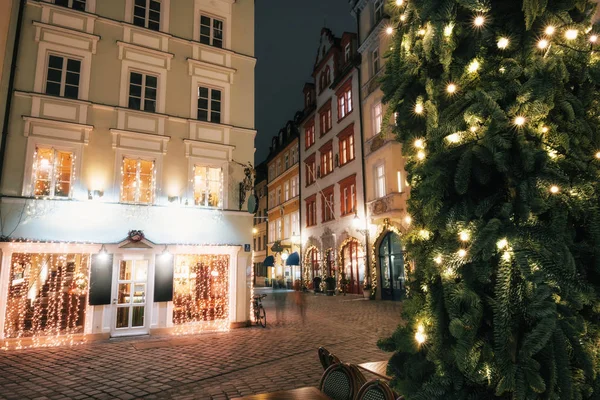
[285,252,300,266]
[263,255,275,267]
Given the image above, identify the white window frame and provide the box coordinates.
[193,3,231,50]
[23,138,83,199]
[373,102,383,135]
[44,53,82,99]
[125,0,170,33]
[374,0,384,22]
[197,85,223,123]
[372,48,380,76]
[127,70,159,112]
[119,62,167,114]
[291,176,298,198]
[269,221,275,242]
[284,181,290,202]
[375,163,386,198]
[277,187,282,205]
[276,219,282,240]
[291,211,299,236]
[192,164,224,209]
[199,14,225,48]
[186,158,228,209]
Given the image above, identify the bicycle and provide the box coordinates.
[252,294,267,328]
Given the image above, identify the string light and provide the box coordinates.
[434,255,442,264]
[541,126,549,133]
[444,24,454,37]
[415,102,424,114]
[595,151,600,159]
[404,215,412,225]
[514,116,526,126]
[414,139,425,149]
[550,185,560,194]
[497,238,508,250]
[473,15,485,27]
[565,29,578,40]
[468,60,480,73]
[446,83,457,94]
[544,26,555,36]
[470,126,478,133]
[400,14,407,22]
[417,150,426,160]
[502,251,512,261]
[415,324,427,344]
[395,0,404,5]
[418,229,431,240]
[537,39,549,49]
[446,133,461,144]
[458,249,467,258]
[459,231,470,242]
[418,28,426,36]
[497,37,509,49]
[590,35,598,43]
[386,26,394,35]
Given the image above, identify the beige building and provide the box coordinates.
[0,0,19,129]
[0,0,256,346]
[252,161,268,286]
[350,0,410,301]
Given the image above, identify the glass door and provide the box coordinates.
[112,259,149,336]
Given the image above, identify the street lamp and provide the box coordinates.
[353,213,369,236]
[281,251,289,261]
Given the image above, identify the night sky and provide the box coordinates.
[254,0,356,164]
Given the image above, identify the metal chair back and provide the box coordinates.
[319,363,360,400]
[356,379,397,400]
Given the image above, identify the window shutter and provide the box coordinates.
[154,255,174,302]
[89,254,113,306]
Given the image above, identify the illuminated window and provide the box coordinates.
[291,211,299,235]
[374,102,383,134]
[193,165,222,208]
[284,181,290,202]
[33,147,73,198]
[128,72,157,112]
[284,214,291,239]
[337,84,353,120]
[121,157,155,204]
[291,175,298,197]
[320,104,332,135]
[375,164,386,198]
[320,143,334,177]
[322,186,334,222]
[197,87,222,123]
[306,196,317,227]
[200,15,224,48]
[339,128,355,166]
[54,0,86,11]
[340,175,357,216]
[305,121,315,149]
[45,55,81,99]
[372,48,380,76]
[133,0,161,31]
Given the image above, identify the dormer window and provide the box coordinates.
[345,43,351,62]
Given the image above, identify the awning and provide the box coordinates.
[263,255,275,267]
[286,252,300,266]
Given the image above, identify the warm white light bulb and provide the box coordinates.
[459,231,470,242]
[470,126,478,133]
[550,185,560,194]
[565,29,578,40]
[415,103,424,114]
[444,24,453,37]
[446,133,461,143]
[537,39,549,49]
[545,26,555,36]
[447,83,457,94]
[514,116,526,126]
[386,26,394,35]
[417,150,426,160]
[497,238,508,250]
[414,138,425,148]
[396,0,404,5]
[474,16,485,27]
[541,126,549,133]
[418,28,426,36]
[458,249,467,258]
[415,324,426,344]
[419,229,430,239]
[502,251,512,261]
[468,60,480,73]
[590,35,598,43]
[497,37,509,49]
[434,255,442,264]
[404,215,412,225]
[595,151,600,159]
[400,14,407,21]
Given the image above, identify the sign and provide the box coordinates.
[244,244,251,252]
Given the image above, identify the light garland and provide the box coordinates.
[467,60,480,73]
[550,185,560,194]
[497,37,509,49]
[545,26,555,36]
[415,323,427,345]
[565,29,578,40]
[473,15,485,28]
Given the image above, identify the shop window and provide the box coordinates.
[4,253,90,339]
[33,147,73,198]
[45,55,81,99]
[172,254,229,329]
[342,240,364,294]
[198,87,222,123]
[121,157,155,204]
[200,15,224,48]
[133,0,161,31]
[128,72,157,112]
[193,165,222,208]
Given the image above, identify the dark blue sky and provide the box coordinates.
[254,0,355,164]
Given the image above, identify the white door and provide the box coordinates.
[111,259,150,337]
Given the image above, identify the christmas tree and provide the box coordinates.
[378,0,600,398]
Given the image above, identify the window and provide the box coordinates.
[276,219,282,240]
[344,43,351,62]
[320,142,333,177]
[338,85,353,120]
[374,102,383,135]
[269,192,274,208]
[305,121,315,149]
[32,147,73,198]
[284,214,291,239]
[193,165,222,208]
[374,0,384,22]
[285,153,289,170]
[263,235,267,250]
[322,186,334,222]
[291,147,298,165]
[133,0,161,31]
[291,175,298,197]
[253,238,256,251]
[276,159,281,176]
[319,102,332,135]
[54,0,86,11]
[197,86,222,123]
[45,55,81,99]
[305,91,312,108]
[397,171,403,192]
[200,15,224,48]
[339,125,355,166]
[128,72,157,112]
[121,157,155,204]
[319,66,331,92]
[306,196,317,227]
[291,211,299,236]
[305,155,316,186]
[284,181,290,202]
[375,164,386,198]
[340,175,357,216]
[268,165,275,181]
[372,48,380,76]
[277,187,282,205]
[269,221,275,242]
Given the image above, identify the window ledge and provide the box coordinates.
[338,158,356,169]
[337,110,354,124]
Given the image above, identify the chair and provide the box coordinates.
[348,363,367,388]
[318,346,340,370]
[319,363,361,400]
[356,379,397,400]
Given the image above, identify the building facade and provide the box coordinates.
[0,0,256,347]
[265,119,301,289]
[0,0,19,129]
[351,0,411,301]
[252,161,268,286]
[299,28,368,295]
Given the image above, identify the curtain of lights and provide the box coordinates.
[4,253,89,339]
[172,254,229,330]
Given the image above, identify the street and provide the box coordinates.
[0,290,403,400]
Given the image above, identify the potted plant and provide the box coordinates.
[363,283,372,299]
[313,276,322,293]
[324,276,336,296]
[340,272,349,296]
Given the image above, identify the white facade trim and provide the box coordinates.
[118,60,168,114]
[112,147,165,204]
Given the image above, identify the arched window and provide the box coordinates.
[342,240,364,295]
[379,232,404,301]
[307,247,321,289]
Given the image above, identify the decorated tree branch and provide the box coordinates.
[378,0,600,398]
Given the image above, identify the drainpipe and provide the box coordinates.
[0,0,26,189]
[353,6,372,294]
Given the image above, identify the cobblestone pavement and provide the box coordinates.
[0,290,403,400]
